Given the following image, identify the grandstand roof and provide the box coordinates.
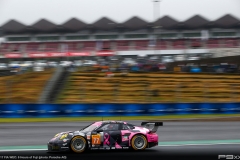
[0,14,239,34]
[32,19,58,32]
[1,20,27,33]
[154,16,178,29]
[121,16,149,30]
[92,17,117,30]
[183,15,209,29]
[62,18,87,31]
[214,14,240,28]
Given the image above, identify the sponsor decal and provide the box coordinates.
[62,143,67,146]
[99,147,104,150]
[105,147,110,150]
[54,133,60,137]
[87,135,91,139]
[122,136,128,141]
[123,147,129,149]
[62,139,69,142]
[92,144,100,147]
[91,148,99,150]
[111,147,115,149]
[60,133,68,140]
[51,146,59,150]
[103,133,110,146]
[92,134,101,145]
[61,147,69,149]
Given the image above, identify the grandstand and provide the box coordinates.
[0,14,240,59]
[0,14,240,104]
[57,72,240,103]
[0,69,54,103]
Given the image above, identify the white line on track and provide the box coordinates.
[158,143,240,147]
[0,149,47,152]
[1,143,240,152]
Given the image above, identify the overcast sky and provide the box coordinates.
[0,0,240,26]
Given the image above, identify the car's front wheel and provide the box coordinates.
[70,136,87,153]
[131,135,148,150]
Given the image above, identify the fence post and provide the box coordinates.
[204,82,209,102]
[145,82,149,103]
[6,80,12,104]
[79,82,81,102]
[9,80,11,103]
[114,82,119,102]
[175,83,181,102]
[80,82,85,102]
[5,81,8,103]
[231,84,237,103]
[174,83,177,102]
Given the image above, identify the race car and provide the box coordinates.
[47,120,163,153]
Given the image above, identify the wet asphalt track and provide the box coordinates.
[1,121,240,146]
[0,145,240,160]
[0,121,240,160]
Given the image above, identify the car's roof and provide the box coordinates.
[95,120,126,124]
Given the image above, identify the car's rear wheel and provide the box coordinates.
[131,135,148,150]
[70,136,87,153]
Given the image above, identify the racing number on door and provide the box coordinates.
[92,134,101,145]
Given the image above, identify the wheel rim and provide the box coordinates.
[72,138,85,151]
[134,136,145,149]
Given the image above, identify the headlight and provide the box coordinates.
[54,133,60,137]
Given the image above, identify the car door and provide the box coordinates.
[120,123,132,148]
[99,123,122,149]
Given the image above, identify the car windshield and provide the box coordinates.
[80,124,98,132]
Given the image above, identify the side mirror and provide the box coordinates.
[92,131,97,135]
[96,129,103,133]
[129,126,135,129]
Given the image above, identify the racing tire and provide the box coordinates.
[70,136,87,153]
[131,134,148,151]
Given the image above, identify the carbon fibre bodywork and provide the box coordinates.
[47,121,162,152]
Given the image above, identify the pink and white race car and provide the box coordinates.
[47,120,163,153]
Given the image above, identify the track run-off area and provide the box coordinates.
[0,121,240,160]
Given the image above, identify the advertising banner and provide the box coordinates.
[28,53,49,58]
[68,52,90,56]
[5,53,23,58]
[0,103,239,118]
[28,52,90,58]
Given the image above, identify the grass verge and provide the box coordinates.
[0,114,240,123]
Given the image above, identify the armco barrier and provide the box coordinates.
[0,103,240,118]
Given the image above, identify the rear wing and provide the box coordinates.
[141,122,163,133]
